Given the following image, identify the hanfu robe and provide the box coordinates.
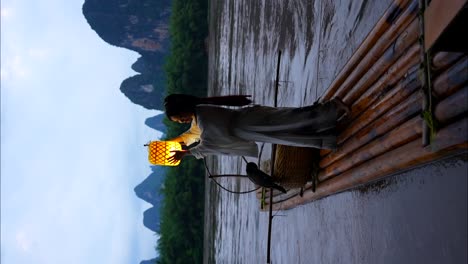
[186,101,338,159]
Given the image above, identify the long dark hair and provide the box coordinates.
[164,94,252,119]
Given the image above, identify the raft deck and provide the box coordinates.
[259,0,467,211]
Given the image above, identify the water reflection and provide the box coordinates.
[205,154,467,264]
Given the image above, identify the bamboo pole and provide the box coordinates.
[320,0,418,158]
[435,85,468,125]
[319,117,423,181]
[271,118,468,210]
[320,45,419,157]
[338,53,464,146]
[337,66,419,146]
[344,44,420,123]
[266,50,281,264]
[332,2,419,101]
[432,56,468,98]
[341,19,419,103]
[320,91,422,168]
[431,52,464,71]
[322,0,413,101]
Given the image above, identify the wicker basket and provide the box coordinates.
[272,145,320,189]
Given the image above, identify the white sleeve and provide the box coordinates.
[190,105,259,159]
[189,140,259,159]
[188,143,213,159]
[178,127,200,146]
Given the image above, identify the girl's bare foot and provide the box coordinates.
[332,97,351,117]
[332,97,351,125]
[332,97,351,116]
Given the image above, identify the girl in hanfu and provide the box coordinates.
[164,94,349,164]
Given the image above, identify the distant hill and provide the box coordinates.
[82,0,171,54]
[120,73,166,110]
[135,166,166,233]
[82,0,171,110]
[145,114,166,134]
[134,166,166,206]
[143,206,161,233]
[140,258,158,264]
[132,55,165,75]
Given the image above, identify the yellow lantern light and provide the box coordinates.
[147,141,182,166]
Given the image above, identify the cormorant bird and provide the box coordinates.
[246,162,287,193]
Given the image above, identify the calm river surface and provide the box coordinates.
[203,1,467,263]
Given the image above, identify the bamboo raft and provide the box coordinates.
[259,0,468,211]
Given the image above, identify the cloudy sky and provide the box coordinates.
[1,0,163,263]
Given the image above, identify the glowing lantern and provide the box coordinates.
[147,141,182,166]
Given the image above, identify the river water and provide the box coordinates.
[203,1,467,263]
